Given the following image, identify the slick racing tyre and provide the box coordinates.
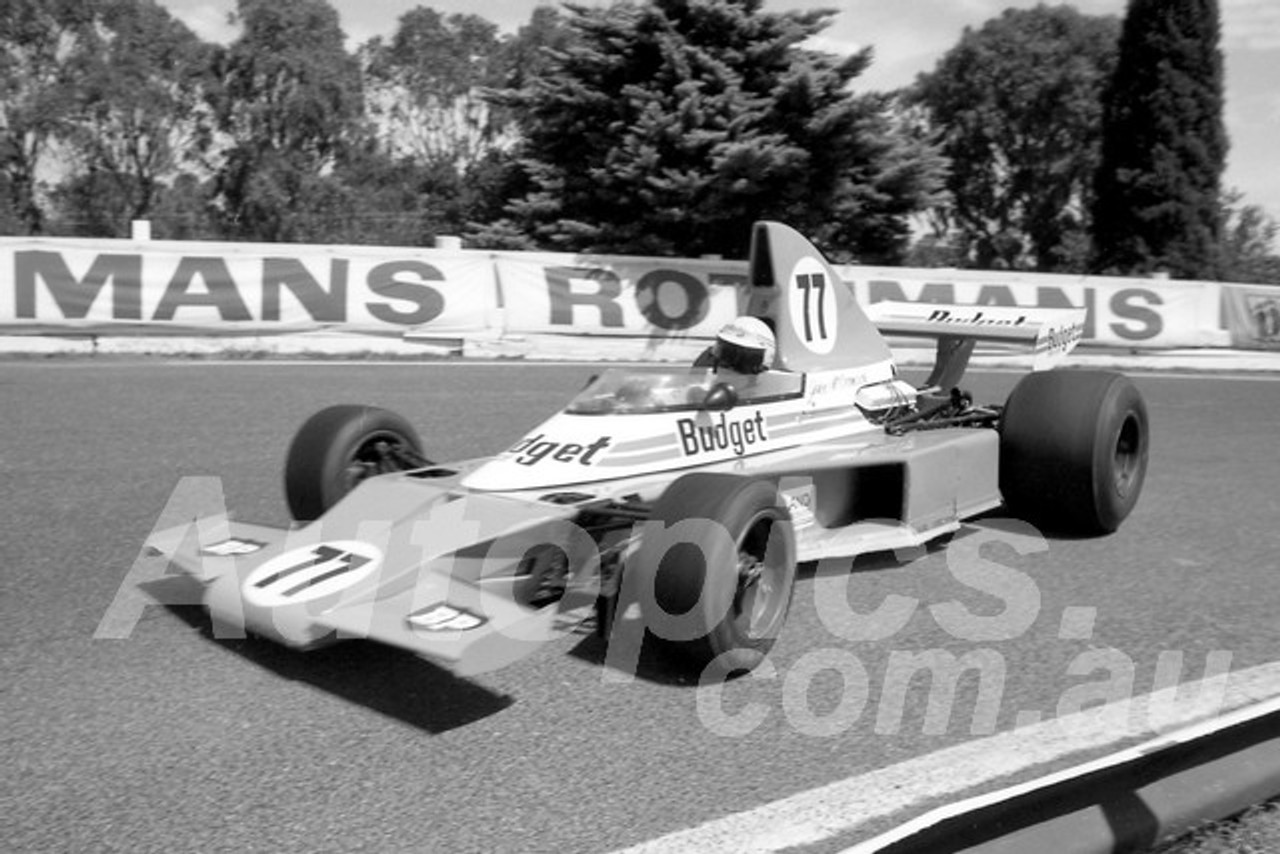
[999,370,1149,535]
[284,405,426,521]
[635,473,797,678]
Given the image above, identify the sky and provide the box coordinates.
[157,0,1280,223]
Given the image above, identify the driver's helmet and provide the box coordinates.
[712,316,776,374]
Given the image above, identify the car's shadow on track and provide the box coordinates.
[143,577,513,734]
[140,517,1075,705]
[563,631,704,687]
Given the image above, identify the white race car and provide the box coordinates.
[146,222,1148,678]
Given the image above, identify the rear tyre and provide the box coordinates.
[634,473,797,678]
[284,405,426,521]
[1000,370,1148,534]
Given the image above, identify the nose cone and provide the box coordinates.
[463,413,621,492]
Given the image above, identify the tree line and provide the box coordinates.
[2,0,1276,282]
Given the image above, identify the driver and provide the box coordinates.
[696,316,777,374]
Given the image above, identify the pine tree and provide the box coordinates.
[1091,0,1227,279]
[490,0,946,260]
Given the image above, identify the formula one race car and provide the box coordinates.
[146,222,1148,678]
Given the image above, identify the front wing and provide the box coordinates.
[145,474,592,675]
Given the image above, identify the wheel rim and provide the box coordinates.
[1112,413,1143,498]
[732,512,790,639]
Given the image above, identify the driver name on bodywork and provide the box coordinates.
[507,433,612,466]
[677,411,768,457]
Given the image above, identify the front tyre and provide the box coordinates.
[634,473,797,678]
[1000,370,1149,535]
[284,405,427,521]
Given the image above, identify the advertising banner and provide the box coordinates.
[492,255,1226,350]
[842,266,1223,349]
[0,238,497,336]
[493,251,745,343]
[1221,284,1280,350]
[0,236,1232,352]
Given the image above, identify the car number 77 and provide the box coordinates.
[796,272,828,343]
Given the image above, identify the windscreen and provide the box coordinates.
[566,367,803,415]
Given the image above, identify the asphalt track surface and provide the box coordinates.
[3,360,1279,853]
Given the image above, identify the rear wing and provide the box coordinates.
[865,301,1087,389]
